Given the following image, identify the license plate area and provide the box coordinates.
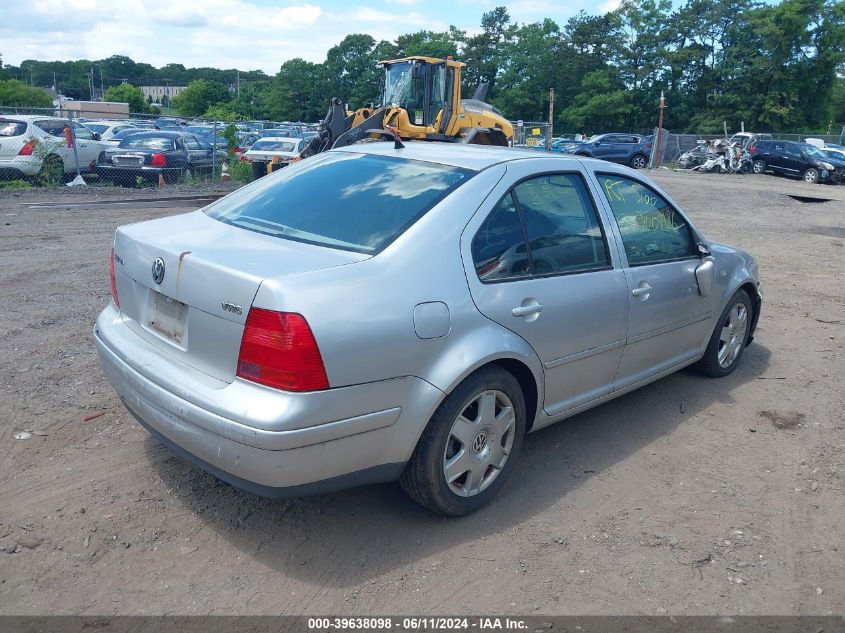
[114,155,144,167]
[147,291,188,344]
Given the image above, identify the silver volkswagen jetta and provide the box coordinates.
[95,142,761,516]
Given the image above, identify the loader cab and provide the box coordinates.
[381,57,460,134]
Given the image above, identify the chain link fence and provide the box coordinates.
[0,106,315,188]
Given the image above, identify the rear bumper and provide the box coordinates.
[94,304,443,496]
[96,165,178,179]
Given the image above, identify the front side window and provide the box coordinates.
[512,174,609,275]
[597,175,696,266]
[206,152,473,253]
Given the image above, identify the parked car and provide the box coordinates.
[241,137,307,163]
[95,131,218,185]
[95,143,761,516]
[82,120,139,142]
[820,145,845,162]
[106,128,147,146]
[728,132,773,149]
[154,118,187,129]
[749,140,845,184]
[562,133,653,169]
[0,115,108,183]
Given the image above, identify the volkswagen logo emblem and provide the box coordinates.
[472,431,487,454]
[151,257,165,285]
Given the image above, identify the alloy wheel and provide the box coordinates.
[717,302,749,369]
[443,390,516,497]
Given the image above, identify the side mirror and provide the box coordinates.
[92,133,101,141]
[697,243,711,258]
[695,254,715,297]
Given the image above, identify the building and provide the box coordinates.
[61,100,130,119]
[139,85,186,107]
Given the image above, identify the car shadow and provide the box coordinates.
[145,342,770,588]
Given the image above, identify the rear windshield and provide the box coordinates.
[120,136,175,150]
[250,140,296,152]
[84,123,109,134]
[206,152,474,253]
[0,119,27,137]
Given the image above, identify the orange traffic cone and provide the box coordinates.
[158,173,165,187]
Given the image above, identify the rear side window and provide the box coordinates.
[597,174,696,266]
[206,152,473,253]
[34,120,67,137]
[0,120,27,137]
[472,173,609,281]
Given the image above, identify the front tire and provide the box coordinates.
[803,168,819,184]
[695,289,753,377]
[400,367,526,516]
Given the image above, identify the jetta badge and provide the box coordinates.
[151,257,165,285]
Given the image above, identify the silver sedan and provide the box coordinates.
[95,143,761,515]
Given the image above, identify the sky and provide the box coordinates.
[0,0,624,75]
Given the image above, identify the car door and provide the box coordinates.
[593,173,716,389]
[182,134,210,174]
[70,122,100,167]
[783,143,804,176]
[462,162,630,416]
[592,135,618,160]
[767,142,788,173]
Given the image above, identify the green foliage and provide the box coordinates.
[203,104,243,122]
[102,83,153,113]
[172,79,231,117]
[0,179,32,190]
[228,159,254,183]
[0,79,52,107]
[4,0,845,132]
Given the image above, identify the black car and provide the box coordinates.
[749,140,845,184]
[96,131,219,185]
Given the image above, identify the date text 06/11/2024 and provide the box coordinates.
[307,617,530,630]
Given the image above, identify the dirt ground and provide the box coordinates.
[0,171,842,616]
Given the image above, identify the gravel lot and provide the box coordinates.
[0,171,842,616]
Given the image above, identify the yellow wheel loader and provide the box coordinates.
[301,56,513,157]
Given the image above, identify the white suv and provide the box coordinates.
[0,115,110,183]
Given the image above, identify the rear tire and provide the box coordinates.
[695,289,753,378]
[630,154,648,169]
[37,155,64,186]
[400,367,526,516]
[752,159,766,175]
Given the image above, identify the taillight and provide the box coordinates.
[109,247,119,308]
[150,153,166,167]
[236,308,328,392]
[18,139,37,156]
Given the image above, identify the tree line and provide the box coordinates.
[2,0,844,134]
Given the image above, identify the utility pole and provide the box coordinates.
[100,64,105,98]
[237,70,240,101]
[53,72,57,93]
[546,87,554,151]
[654,90,666,168]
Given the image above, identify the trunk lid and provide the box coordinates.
[113,210,367,383]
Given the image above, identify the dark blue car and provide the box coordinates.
[96,131,219,185]
[562,133,653,169]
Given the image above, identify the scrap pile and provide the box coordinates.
[678,139,752,174]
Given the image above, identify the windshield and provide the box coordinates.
[206,152,474,253]
[384,62,423,111]
[84,123,109,134]
[120,136,175,150]
[250,140,296,152]
[801,144,825,158]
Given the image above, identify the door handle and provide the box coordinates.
[512,304,544,318]
[631,282,652,299]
